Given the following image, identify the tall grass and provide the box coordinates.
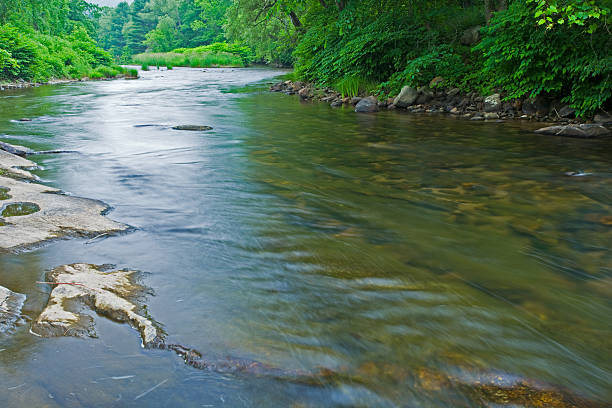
[335,76,378,97]
[132,52,244,68]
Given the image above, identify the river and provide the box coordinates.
[0,67,610,407]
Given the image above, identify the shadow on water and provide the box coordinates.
[0,67,610,407]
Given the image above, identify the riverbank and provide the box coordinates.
[1,71,138,92]
[271,80,612,137]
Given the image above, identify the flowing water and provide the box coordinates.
[0,68,611,407]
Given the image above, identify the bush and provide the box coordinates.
[133,51,244,68]
[475,1,611,116]
[141,64,149,71]
[0,24,121,82]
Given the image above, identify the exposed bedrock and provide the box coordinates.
[0,285,26,333]
[31,263,163,346]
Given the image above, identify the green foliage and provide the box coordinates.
[529,0,611,31]
[476,0,611,116]
[133,51,243,68]
[335,76,377,98]
[172,42,253,64]
[141,63,150,71]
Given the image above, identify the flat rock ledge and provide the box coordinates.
[0,150,127,251]
[31,263,163,347]
[0,285,26,333]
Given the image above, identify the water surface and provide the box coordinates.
[0,67,611,407]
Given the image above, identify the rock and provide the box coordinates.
[387,104,396,110]
[461,26,482,45]
[355,96,379,113]
[0,155,127,250]
[416,86,434,104]
[450,107,460,115]
[0,141,32,157]
[470,115,484,121]
[172,125,213,131]
[298,87,312,99]
[556,105,575,118]
[393,86,418,108]
[270,82,283,92]
[447,88,461,97]
[429,77,444,88]
[534,124,611,138]
[32,264,163,347]
[594,113,612,126]
[17,118,32,122]
[330,99,342,108]
[484,112,499,120]
[350,97,362,106]
[484,93,501,112]
[522,99,537,115]
[0,285,26,333]
[534,95,550,115]
[292,81,304,91]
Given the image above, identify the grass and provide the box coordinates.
[334,76,378,98]
[88,65,129,80]
[141,64,149,71]
[132,52,244,69]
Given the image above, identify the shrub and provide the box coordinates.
[475,1,611,116]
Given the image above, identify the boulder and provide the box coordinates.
[461,26,482,45]
[350,96,362,106]
[447,88,461,97]
[298,87,311,99]
[450,107,460,115]
[594,113,612,126]
[416,86,434,104]
[484,112,499,120]
[330,99,343,108]
[556,105,575,118]
[355,96,379,113]
[484,93,501,112]
[393,86,419,108]
[534,124,611,138]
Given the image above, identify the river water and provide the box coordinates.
[0,68,610,407]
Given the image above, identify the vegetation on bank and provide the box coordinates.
[0,0,129,82]
[132,42,252,68]
[226,0,611,117]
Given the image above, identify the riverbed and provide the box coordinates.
[0,67,610,407]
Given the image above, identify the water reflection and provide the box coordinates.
[0,68,610,407]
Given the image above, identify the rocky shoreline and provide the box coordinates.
[0,73,136,92]
[271,80,612,138]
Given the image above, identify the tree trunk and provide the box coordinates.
[289,11,302,27]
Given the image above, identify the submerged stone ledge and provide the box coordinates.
[32,263,163,346]
[0,285,26,334]
[0,148,128,251]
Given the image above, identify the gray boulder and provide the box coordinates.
[393,86,418,108]
[534,124,611,138]
[484,93,501,112]
[461,26,482,45]
[594,113,612,126]
[557,105,575,118]
[355,96,379,113]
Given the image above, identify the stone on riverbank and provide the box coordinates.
[534,124,611,138]
[0,285,26,333]
[0,150,36,179]
[32,263,163,347]
[393,86,419,108]
[484,93,501,112]
[355,96,379,113]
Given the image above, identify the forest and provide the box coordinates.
[0,0,611,116]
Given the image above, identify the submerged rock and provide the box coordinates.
[32,264,163,347]
[535,124,611,138]
[0,285,26,333]
[0,175,127,251]
[0,141,33,157]
[172,125,213,131]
